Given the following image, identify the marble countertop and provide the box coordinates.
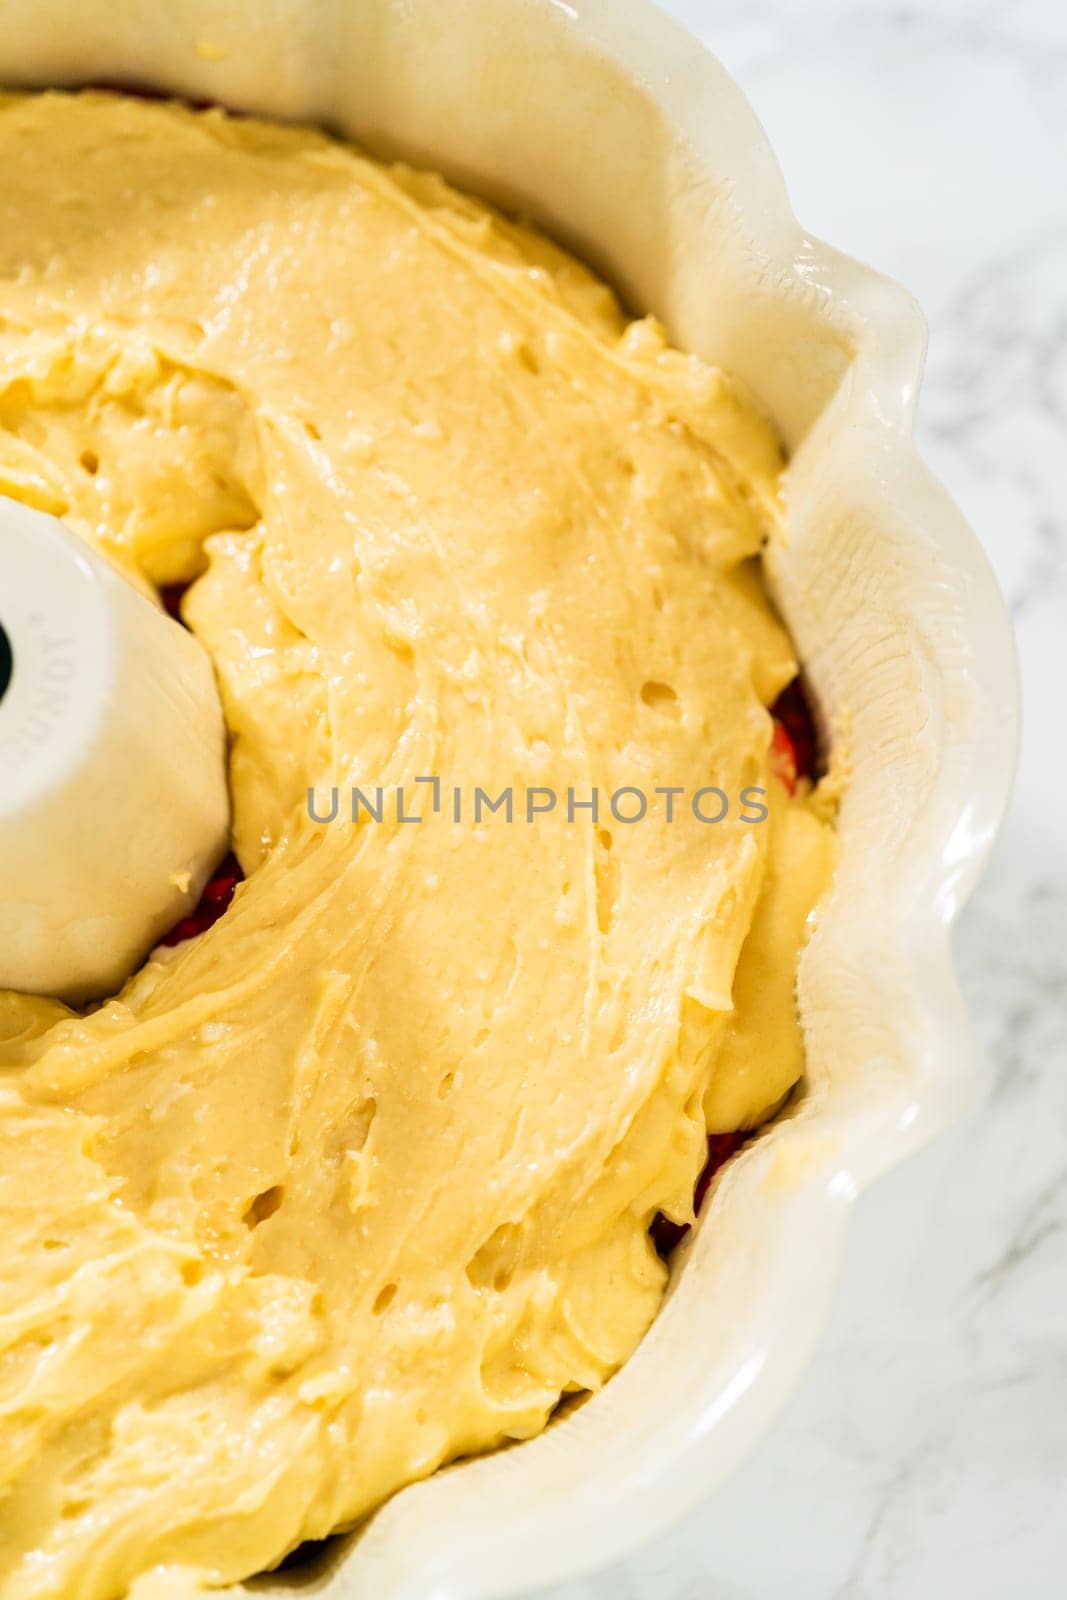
[543,1,1067,1595]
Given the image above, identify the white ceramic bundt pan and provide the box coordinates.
[0,1,1019,1596]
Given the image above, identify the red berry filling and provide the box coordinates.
[157,575,242,948]
[770,676,818,785]
[769,718,798,794]
[650,1131,746,1257]
[88,82,241,115]
[159,855,244,948]
[160,582,189,620]
[649,675,818,1256]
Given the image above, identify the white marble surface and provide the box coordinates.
[542,1,1067,1595]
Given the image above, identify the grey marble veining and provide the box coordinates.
[540,0,1067,1594]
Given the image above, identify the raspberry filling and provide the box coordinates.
[770,677,818,787]
[159,855,244,948]
[649,1131,747,1256]
[159,582,189,620]
[650,675,818,1256]
[158,577,244,949]
[769,719,798,794]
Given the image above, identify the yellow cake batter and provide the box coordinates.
[0,92,833,1598]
